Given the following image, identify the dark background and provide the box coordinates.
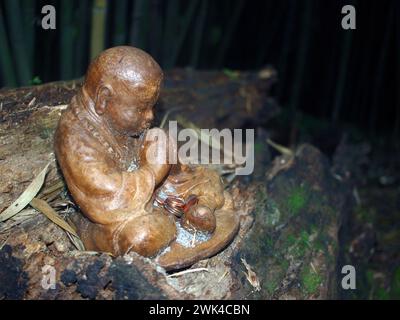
[0,0,398,141]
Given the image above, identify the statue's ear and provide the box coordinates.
[94,85,112,115]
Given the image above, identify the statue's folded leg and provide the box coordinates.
[115,212,177,256]
[156,208,240,271]
[73,211,177,257]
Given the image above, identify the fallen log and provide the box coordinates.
[0,70,349,299]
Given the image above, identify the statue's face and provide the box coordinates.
[103,81,160,136]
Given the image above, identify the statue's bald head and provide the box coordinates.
[83,46,163,101]
[81,46,163,136]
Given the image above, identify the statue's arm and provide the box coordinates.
[139,127,173,185]
[63,151,156,223]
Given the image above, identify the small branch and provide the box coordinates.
[167,267,209,278]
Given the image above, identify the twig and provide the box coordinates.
[191,230,197,247]
[27,97,36,108]
[310,262,317,274]
[266,138,293,156]
[70,250,113,257]
[0,233,11,250]
[218,270,229,283]
[167,267,209,278]
[353,187,361,206]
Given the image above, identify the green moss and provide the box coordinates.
[286,230,312,258]
[390,267,400,298]
[280,259,290,272]
[30,76,42,85]
[287,187,307,216]
[255,188,268,208]
[365,270,374,286]
[254,189,268,222]
[223,68,240,80]
[286,234,297,247]
[314,239,325,252]
[301,266,322,295]
[300,230,310,245]
[394,266,400,284]
[265,236,274,250]
[310,224,318,234]
[265,279,278,296]
[265,199,281,226]
[39,127,53,140]
[376,287,390,300]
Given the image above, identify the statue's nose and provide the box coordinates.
[145,110,154,122]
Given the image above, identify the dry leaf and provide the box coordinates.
[39,180,65,198]
[66,232,85,251]
[241,258,261,292]
[0,162,51,222]
[0,208,38,233]
[266,138,293,156]
[29,197,78,237]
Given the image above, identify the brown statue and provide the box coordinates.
[54,46,239,270]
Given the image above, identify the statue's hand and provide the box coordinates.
[182,205,216,233]
[140,128,176,184]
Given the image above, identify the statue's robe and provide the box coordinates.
[55,92,238,266]
[54,93,177,256]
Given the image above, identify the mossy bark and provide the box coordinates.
[231,145,348,299]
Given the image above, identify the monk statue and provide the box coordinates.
[54,46,239,270]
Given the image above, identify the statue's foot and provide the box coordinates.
[116,212,177,256]
[181,205,216,233]
[156,209,240,271]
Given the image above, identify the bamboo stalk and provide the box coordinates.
[369,6,394,136]
[163,0,180,67]
[357,2,375,131]
[20,0,36,71]
[148,0,163,61]
[75,0,91,76]
[214,0,245,67]
[394,1,400,142]
[320,1,339,119]
[331,20,354,123]
[130,0,147,49]
[60,0,74,80]
[113,0,128,46]
[255,1,286,68]
[168,0,199,68]
[190,0,208,67]
[288,0,313,115]
[0,6,17,87]
[90,0,107,61]
[277,0,297,99]
[4,0,32,85]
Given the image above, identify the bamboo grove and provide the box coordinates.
[0,0,398,141]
